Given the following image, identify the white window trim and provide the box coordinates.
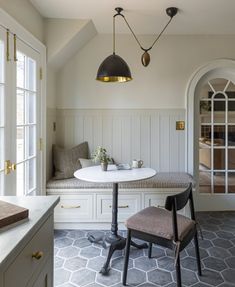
[0,8,47,194]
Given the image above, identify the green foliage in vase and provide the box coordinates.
[92,146,111,163]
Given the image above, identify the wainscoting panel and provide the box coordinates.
[56,109,186,172]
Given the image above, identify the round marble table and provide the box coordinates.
[74,165,156,274]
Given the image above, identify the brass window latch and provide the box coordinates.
[5,160,16,175]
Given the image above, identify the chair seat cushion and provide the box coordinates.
[125,206,195,241]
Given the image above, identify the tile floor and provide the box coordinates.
[54,212,235,287]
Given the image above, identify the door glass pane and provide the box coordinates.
[228,149,235,169]
[16,163,24,196]
[213,148,225,170]
[199,171,211,193]
[0,40,4,83]
[0,128,4,170]
[17,89,25,125]
[28,126,36,157]
[26,92,36,124]
[228,172,235,193]
[27,158,36,192]
[17,52,26,89]
[17,127,25,162]
[16,48,38,195]
[28,58,36,91]
[199,146,211,170]
[228,126,235,146]
[213,125,225,146]
[213,172,225,193]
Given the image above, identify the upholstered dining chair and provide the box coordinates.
[122,183,202,287]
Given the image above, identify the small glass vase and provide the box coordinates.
[101,162,108,171]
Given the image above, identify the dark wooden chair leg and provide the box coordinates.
[194,231,202,276]
[148,242,152,258]
[123,229,131,286]
[175,255,182,287]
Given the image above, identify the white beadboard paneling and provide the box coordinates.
[150,114,160,171]
[159,115,170,171]
[56,109,186,172]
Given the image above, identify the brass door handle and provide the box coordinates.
[109,205,129,209]
[61,205,81,209]
[5,160,16,175]
[32,251,43,260]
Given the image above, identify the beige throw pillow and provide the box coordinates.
[79,158,99,168]
[53,142,88,179]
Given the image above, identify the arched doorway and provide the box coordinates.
[187,59,235,211]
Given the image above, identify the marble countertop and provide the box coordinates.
[0,196,59,267]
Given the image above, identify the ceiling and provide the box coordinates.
[30,0,235,35]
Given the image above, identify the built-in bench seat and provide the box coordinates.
[47,172,194,229]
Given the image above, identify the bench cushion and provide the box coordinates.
[46,172,194,190]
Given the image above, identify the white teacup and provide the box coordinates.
[132,160,143,168]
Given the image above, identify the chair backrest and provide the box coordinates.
[165,183,192,212]
[164,183,195,242]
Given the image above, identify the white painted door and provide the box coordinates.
[0,29,41,196]
[197,77,235,210]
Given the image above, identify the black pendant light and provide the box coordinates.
[96,7,178,83]
[96,8,132,83]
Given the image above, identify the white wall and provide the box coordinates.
[0,0,44,42]
[57,34,235,109]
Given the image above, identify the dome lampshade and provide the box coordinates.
[96,54,132,83]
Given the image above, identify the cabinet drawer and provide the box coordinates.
[54,195,93,221]
[97,194,141,221]
[144,193,189,216]
[4,215,53,287]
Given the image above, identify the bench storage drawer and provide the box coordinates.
[54,194,93,221]
[96,194,141,221]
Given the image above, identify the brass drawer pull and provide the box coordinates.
[109,205,129,209]
[32,251,43,260]
[61,205,81,209]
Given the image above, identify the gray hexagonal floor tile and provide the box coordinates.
[146,246,166,258]
[54,268,71,286]
[54,256,64,269]
[225,256,235,269]
[67,230,86,239]
[216,231,234,240]
[87,256,106,272]
[111,256,133,271]
[135,256,157,271]
[125,268,146,285]
[228,247,235,256]
[96,269,121,286]
[64,256,87,271]
[222,268,235,284]
[199,269,224,286]
[208,246,231,259]
[186,247,209,259]
[74,237,92,248]
[71,268,96,286]
[157,256,175,272]
[202,224,219,232]
[58,246,79,258]
[54,230,68,238]
[198,238,213,249]
[172,268,198,286]
[201,230,217,240]
[148,268,172,286]
[212,238,233,249]
[181,256,199,272]
[129,248,144,259]
[54,237,73,248]
[80,246,101,258]
[203,257,227,271]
